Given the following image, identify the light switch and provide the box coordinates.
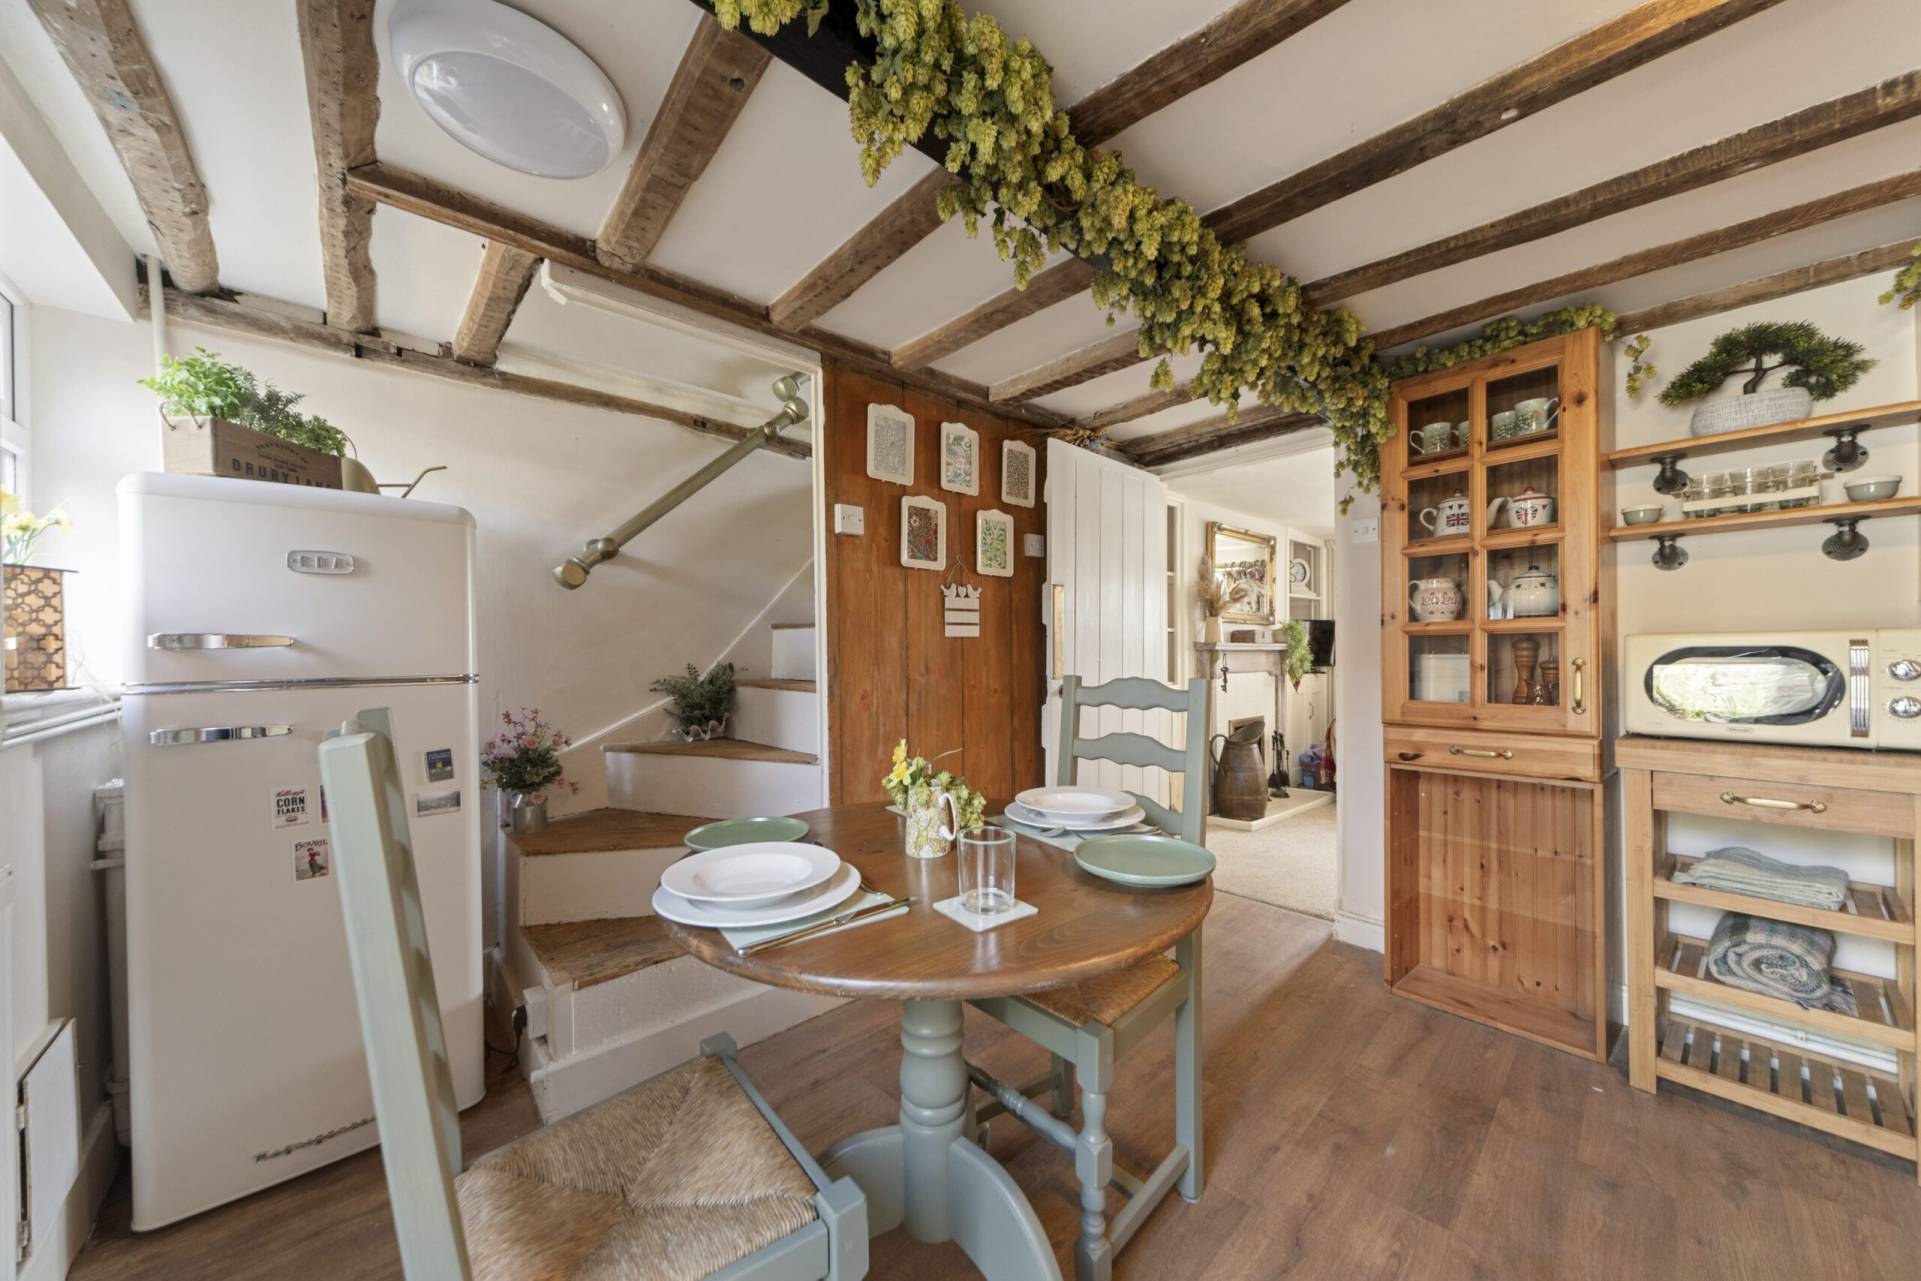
[1349,518,1378,544]
[834,503,865,536]
[1023,533,1045,558]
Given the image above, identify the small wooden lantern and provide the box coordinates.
[3,564,70,693]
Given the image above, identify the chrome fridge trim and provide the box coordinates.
[122,675,478,695]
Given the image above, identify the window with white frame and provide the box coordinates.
[0,286,23,499]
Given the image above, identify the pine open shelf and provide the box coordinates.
[1604,398,1921,469]
[1606,495,1921,541]
[1656,930,1911,1051]
[1392,964,1596,1058]
[1656,853,1912,945]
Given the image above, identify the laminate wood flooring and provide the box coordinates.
[69,894,1921,1279]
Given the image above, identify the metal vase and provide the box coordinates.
[510,792,549,834]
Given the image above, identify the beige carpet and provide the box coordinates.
[1206,802,1338,920]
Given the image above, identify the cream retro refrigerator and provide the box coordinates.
[117,473,483,1228]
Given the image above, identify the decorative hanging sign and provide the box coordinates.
[943,584,981,638]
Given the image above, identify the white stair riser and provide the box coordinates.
[770,626,817,682]
[518,846,684,927]
[731,686,819,756]
[607,753,823,819]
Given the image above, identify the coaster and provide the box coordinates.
[932,894,1037,932]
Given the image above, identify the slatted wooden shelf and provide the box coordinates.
[1656,853,1912,945]
[1655,930,1911,1051]
[1605,399,1921,469]
[1605,495,1921,541]
[1391,963,1597,1058]
[1656,1014,1916,1160]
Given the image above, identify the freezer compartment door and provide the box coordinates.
[120,478,475,686]
[122,683,482,1228]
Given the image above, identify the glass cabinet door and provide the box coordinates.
[1384,331,1599,735]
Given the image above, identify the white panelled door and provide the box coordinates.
[1044,440,1169,803]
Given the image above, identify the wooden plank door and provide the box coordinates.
[1044,440,1169,803]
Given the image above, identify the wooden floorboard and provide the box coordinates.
[68,893,1921,1279]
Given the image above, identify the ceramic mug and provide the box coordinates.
[1413,421,1455,454]
[1491,410,1518,440]
[1513,397,1560,435]
[1454,421,1471,449]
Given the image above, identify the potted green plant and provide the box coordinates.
[1659,321,1874,437]
[139,348,376,492]
[650,662,737,741]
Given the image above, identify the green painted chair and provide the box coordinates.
[966,674,1210,1281]
[318,710,867,1281]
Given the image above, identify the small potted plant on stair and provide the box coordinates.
[1659,320,1874,436]
[651,662,736,742]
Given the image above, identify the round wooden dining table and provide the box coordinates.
[662,801,1212,1281]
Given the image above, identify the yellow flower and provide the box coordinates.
[892,741,908,767]
[0,491,18,516]
[47,509,71,530]
[885,762,910,787]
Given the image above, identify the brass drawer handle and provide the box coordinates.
[1571,657,1586,715]
[1449,746,1513,760]
[1719,791,1827,814]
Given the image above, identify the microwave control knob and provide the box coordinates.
[1890,659,1921,681]
[1890,696,1921,719]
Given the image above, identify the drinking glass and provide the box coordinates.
[959,828,1017,914]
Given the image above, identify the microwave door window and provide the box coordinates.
[1646,647,1845,725]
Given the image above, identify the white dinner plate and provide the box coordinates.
[652,863,861,928]
[1015,786,1134,817]
[1006,800,1148,832]
[659,841,841,904]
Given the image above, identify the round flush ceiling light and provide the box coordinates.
[389,0,627,179]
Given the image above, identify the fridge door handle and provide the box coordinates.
[149,725,294,746]
[148,633,296,650]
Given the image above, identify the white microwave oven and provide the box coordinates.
[1624,630,1921,750]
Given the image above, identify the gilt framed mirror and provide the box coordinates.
[1207,522,1277,624]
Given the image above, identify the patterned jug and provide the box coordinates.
[904,788,962,860]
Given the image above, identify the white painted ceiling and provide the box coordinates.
[1168,439,1340,539]
[2,0,1918,441]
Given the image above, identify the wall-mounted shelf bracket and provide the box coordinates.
[1650,454,1689,495]
[1822,517,1869,561]
[1650,535,1689,571]
[1821,427,1868,473]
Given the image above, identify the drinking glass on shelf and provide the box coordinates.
[960,828,1018,915]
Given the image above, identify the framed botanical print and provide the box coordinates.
[1000,439,1036,508]
[866,403,915,485]
[975,509,1015,578]
[939,421,980,496]
[1207,521,1277,624]
[900,495,947,571]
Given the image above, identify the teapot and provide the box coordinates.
[1418,490,1471,537]
[1487,485,1555,529]
[1507,563,1560,618]
[1408,576,1463,623]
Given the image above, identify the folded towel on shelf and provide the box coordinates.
[1705,913,1857,1016]
[1673,846,1851,911]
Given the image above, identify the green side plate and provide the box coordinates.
[683,816,811,851]
[1073,834,1215,888]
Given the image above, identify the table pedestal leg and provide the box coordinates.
[819,1000,1061,1281]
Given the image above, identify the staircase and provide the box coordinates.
[503,621,835,1121]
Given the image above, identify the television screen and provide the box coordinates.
[1308,619,1335,669]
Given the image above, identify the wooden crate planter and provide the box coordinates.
[3,565,70,693]
[161,415,343,489]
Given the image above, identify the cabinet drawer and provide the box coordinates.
[1650,772,1915,839]
[1386,727,1601,783]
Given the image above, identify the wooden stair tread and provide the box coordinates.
[604,738,818,765]
[736,678,816,692]
[525,916,684,990]
[509,808,708,857]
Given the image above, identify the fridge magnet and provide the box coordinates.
[866,403,915,485]
[976,510,1015,578]
[901,495,946,571]
[293,837,331,882]
[1001,440,1036,508]
[415,789,462,818]
[271,785,312,829]
[943,584,981,638]
[939,421,980,495]
[423,747,456,784]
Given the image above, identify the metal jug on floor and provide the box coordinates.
[1211,724,1269,821]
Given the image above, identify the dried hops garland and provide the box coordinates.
[715,0,1393,490]
[1883,243,1921,311]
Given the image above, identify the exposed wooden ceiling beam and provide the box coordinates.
[1370,168,1921,351]
[1122,404,1322,468]
[151,285,811,461]
[984,0,1790,403]
[991,330,1144,404]
[597,16,771,273]
[1308,70,1921,305]
[892,260,1096,371]
[1613,238,1920,333]
[773,0,1349,344]
[1073,385,1193,434]
[342,162,1065,427]
[451,241,539,367]
[1205,0,1789,244]
[295,0,380,332]
[28,0,219,292]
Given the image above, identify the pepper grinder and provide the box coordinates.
[1510,636,1540,704]
[1533,658,1560,706]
